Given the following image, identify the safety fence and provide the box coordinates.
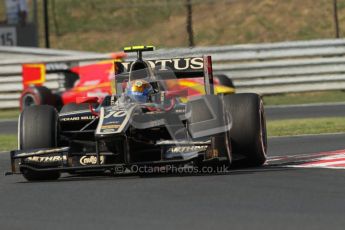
[1,38,345,109]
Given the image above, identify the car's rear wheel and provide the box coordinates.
[19,105,61,181]
[224,93,267,167]
[20,86,60,110]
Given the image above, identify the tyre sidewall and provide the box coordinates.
[224,93,267,166]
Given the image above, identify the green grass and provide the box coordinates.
[1,0,343,52]
[267,117,345,137]
[0,109,19,120]
[263,91,345,106]
[0,135,17,152]
[1,0,345,53]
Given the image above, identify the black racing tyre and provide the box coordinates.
[20,86,59,110]
[19,105,60,181]
[60,103,90,114]
[224,93,267,167]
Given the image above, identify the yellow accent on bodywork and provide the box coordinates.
[179,80,235,95]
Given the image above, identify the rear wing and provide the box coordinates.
[115,55,215,95]
[22,60,118,91]
[21,52,126,90]
[22,62,78,90]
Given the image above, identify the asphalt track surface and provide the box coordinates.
[1,103,345,135]
[0,133,345,230]
[0,119,17,134]
[265,102,345,120]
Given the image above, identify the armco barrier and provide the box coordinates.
[1,39,345,109]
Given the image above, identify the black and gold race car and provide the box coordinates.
[7,46,267,181]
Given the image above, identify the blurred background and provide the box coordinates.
[1,0,345,51]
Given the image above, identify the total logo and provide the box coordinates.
[80,155,105,165]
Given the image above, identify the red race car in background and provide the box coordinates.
[20,53,235,110]
[20,52,126,110]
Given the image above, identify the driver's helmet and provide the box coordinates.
[126,79,153,103]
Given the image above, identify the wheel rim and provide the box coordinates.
[22,94,37,108]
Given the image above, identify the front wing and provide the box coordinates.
[7,142,226,175]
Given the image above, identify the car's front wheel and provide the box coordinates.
[19,105,61,181]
